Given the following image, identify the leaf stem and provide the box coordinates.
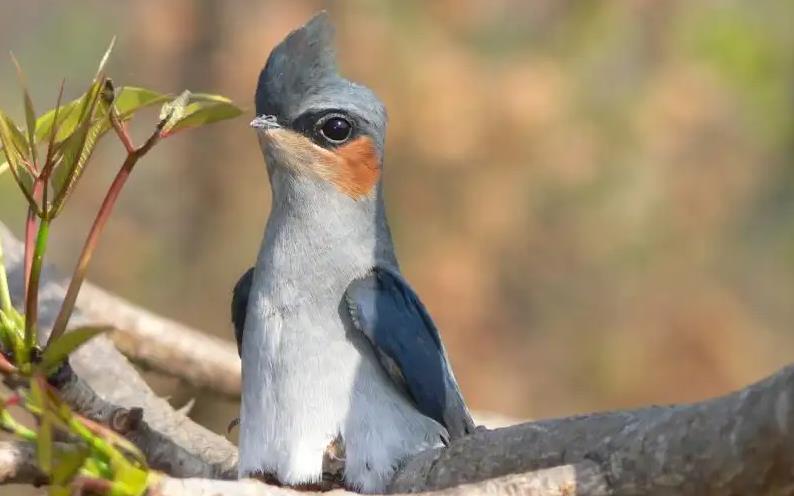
[110,109,135,153]
[24,216,49,358]
[47,128,161,346]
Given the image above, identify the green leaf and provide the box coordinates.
[10,52,38,165]
[189,93,235,103]
[167,100,243,134]
[0,309,25,366]
[0,110,29,159]
[115,87,170,119]
[48,487,70,496]
[38,413,53,474]
[0,406,37,441]
[49,78,109,214]
[34,99,81,144]
[31,376,53,474]
[0,159,7,177]
[0,110,36,204]
[40,326,109,374]
[114,463,149,496]
[49,112,109,218]
[51,445,90,489]
[95,37,116,78]
[35,47,111,147]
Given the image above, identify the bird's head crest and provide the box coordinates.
[256,12,339,118]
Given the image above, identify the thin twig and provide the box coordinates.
[109,110,135,154]
[47,126,161,346]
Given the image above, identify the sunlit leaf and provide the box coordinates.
[0,110,29,159]
[10,52,37,165]
[189,93,235,103]
[83,456,112,480]
[36,78,105,146]
[114,463,149,495]
[167,100,243,135]
[0,406,37,441]
[95,37,116,78]
[50,119,90,194]
[40,326,109,374]
[0,159,7,177]
[0,110,36,204]
[31,376,53,474]
[115,86,170,119]
[0,317,12,352]
[49,113,108,218]
[49,78,108,213]
[0,309,25,367]
[34,99,80,144]
[159,90,191,133]
[50,445,89,489]
[48,486,70,496]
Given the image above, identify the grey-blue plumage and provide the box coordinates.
[236,11,475,492]
[345,268,475,441]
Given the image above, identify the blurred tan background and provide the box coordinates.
[1,0,793,439]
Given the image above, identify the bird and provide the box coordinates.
[232,12,476,493]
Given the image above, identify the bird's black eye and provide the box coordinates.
[319,116,352,143]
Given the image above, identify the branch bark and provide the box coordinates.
[0,440,47,486]
[1,440,606,496]
[391,365,794,494]
[77,283,241,398]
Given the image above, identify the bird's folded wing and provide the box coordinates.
[231,267,255,356]
[344,267,475,440]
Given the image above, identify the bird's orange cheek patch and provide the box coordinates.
[329,137,380,198]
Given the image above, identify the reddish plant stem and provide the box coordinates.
[0,353,17,375]
[71,476,113,494]
[47,130,161,346]
[110,111,134,154]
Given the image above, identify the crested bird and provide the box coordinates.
[232,12,475,492]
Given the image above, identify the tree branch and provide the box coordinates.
[77,283,241,398]
[1,440,606,496]
[391,365,794,494]
[0,440,47,486]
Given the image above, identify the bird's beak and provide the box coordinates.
[250,114,281,131]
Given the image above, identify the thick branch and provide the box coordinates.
[391,365,794,494]
[77,283,241,397]
[0,439,605,496]
[151,463,607,496]
[0,441,46,486]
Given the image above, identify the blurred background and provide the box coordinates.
[1,0,793,438]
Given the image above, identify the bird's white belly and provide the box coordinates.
[239,298,443,492]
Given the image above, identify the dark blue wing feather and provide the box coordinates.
[231,267,255,357]
[345,267,475,440]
